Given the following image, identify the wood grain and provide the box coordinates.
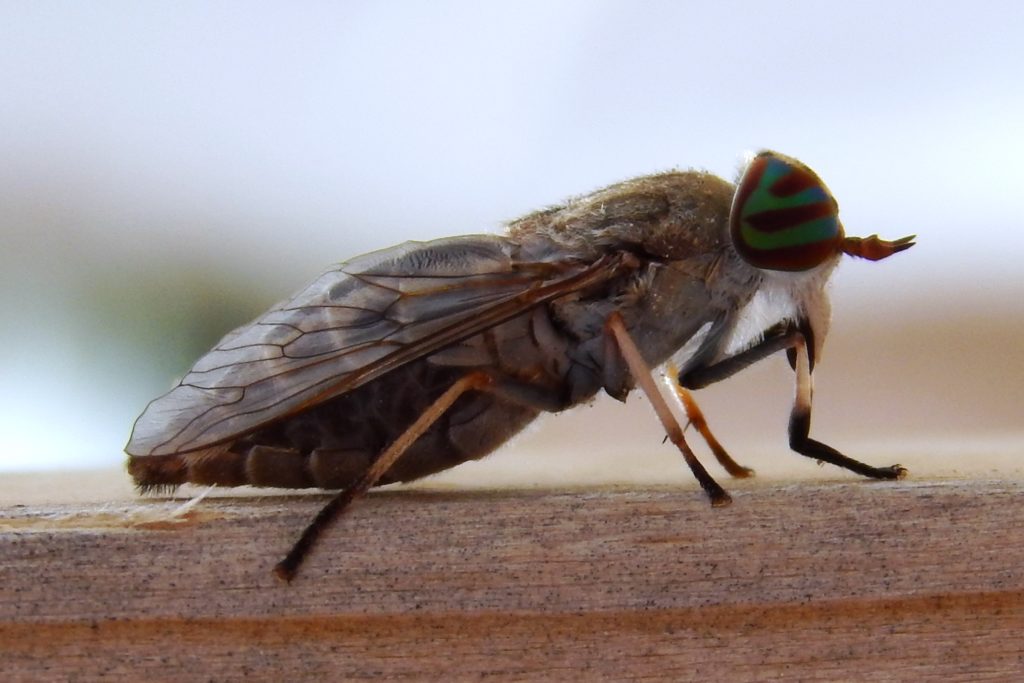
[1,480,1022,680]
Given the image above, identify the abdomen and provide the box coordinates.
[129,308,574,491]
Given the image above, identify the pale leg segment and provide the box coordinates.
[605,313,732,507]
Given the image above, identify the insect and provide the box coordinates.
[126,151,915,581]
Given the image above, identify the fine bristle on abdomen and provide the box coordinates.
[127,453,189,492]
[128,445,248,492]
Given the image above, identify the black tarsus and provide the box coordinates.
[274,480,369,582]
[678,320,906,482]
[788,406,906,480]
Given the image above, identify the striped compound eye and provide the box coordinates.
[730,151,845,271]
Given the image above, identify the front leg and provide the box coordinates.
[680,323,802,390]
[787,334,906,480]
[678,323,906,481]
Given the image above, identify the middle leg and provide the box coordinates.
[665,362,755,479]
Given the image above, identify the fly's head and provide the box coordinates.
[727,151,915,364]
[730,151,915,273]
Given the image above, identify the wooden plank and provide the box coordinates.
[1,480,1023,680]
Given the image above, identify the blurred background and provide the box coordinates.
[2,2,1022,491]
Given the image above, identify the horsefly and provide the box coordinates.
[126,151,915,581]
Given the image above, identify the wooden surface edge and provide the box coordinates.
[1,479,1022,680]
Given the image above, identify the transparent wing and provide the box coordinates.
[127,235,625,456]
